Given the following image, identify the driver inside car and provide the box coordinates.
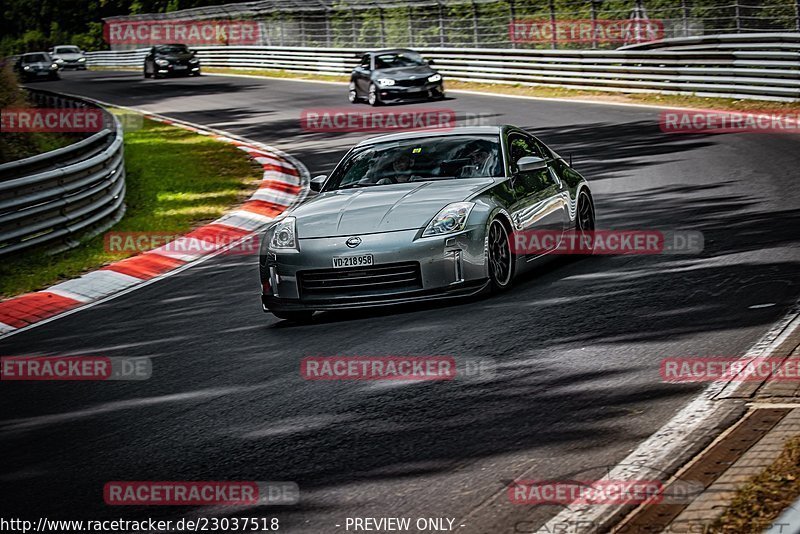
[376,153,418,184]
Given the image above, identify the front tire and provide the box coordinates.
[272,310,314,323]
[143,64,152,78]
[368,83,380,106]
[487,219,514,292]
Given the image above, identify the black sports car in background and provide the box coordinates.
[143,44,200,78]
[13,52,60,81]
[349,48,444,106]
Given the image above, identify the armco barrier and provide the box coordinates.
[86,33,800,102]
[0,90,125,256]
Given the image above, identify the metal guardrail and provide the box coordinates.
[86,33,800,102]
[0,90,126,256]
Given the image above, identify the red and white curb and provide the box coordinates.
[0,107,309,338]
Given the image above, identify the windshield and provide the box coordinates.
[325,135,502,191]
[54,46,80,54]
[156,45,189,54]
[375,51,425,69]
[23,54,48,63]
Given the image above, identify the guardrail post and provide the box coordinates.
[796,0,800,31]
[549,0,557,49]
[472,0,480,48]
[509,0,517,49]
[351,9,358,47]
[438,0,446,47]
[279,11,285,46]
[324,9,332,47]
[299,13,306,47]
[408,6,414,47]
[734,0,741,32]
[379,7,386,47]
[590,0,598,49]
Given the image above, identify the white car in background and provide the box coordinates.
[49,45,87,70]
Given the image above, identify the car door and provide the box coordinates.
[353,54,372,94]
[506,132,569,257]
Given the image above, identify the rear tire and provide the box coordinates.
[143,65,152,78]
[272,310,314,323]
[348,81,359,103]
[487,218,514,292]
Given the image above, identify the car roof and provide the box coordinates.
[369,48,418,56]
[356,125,511,146]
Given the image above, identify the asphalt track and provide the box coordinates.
[2,70,799,533]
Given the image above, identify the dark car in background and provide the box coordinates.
[49,45,87,70]
[143,44,200,78]
[14,52,59,81]
[349,49,444,106]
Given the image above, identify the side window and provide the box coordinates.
[508,134,556,192]
[360,55,371,69]
[508,133,544,163]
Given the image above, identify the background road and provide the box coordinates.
[2,71,799,533]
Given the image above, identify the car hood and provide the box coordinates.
[373,65,436,81]
[24,62,50,69]
[292,178,496,238]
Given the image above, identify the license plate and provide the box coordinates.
[173,65,187,70]
[332,254,373,268]
[36,71,49,76]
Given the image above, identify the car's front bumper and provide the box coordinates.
[157,64,200,76]
[378,82,444,102]
[260,226,488,312]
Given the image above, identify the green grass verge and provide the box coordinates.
[710,436,800,533]
[0,110,262,299]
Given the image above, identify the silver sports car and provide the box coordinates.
[259,125,595,322]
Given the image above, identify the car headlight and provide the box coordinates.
[377,78,395,87]
[422,202,475,237]
[50,63,58,70]
[23,65,31,71]
[55,58,64,63]
[427,73,442,83]
[189,57,199,64]
[78,57,86,62]
[155,58,169,67]
[269,216,298,250]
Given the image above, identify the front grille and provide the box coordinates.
[298,262,422,300]
[395,77,428,87]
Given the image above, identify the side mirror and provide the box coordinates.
[309,174,327,192]
[427,59,435,66]
[516,156,547,173]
